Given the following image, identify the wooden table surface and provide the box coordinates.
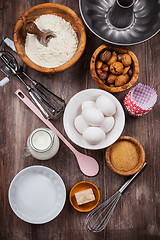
[0,1,160,240]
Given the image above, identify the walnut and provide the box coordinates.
[99,50,111,62]
[110,62,124,75]
[115,74,129,86]
[121,54,132,66]
[106,74,117,84]
[107,55,117,65]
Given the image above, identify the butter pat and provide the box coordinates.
[75,188,95,205]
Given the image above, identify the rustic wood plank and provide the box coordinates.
[0,0,160,240]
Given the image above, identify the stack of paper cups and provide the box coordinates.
[124,83,157,116]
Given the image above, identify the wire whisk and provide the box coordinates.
[86,162,147,233]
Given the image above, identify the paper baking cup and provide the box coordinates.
[124,84,157,116]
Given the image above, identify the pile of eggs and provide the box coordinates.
[74,95,116,145]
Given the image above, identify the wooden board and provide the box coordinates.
[0,0,160,240]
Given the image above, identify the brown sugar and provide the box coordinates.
[110,140,140,171]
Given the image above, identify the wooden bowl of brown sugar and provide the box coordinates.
[105,136,145,176]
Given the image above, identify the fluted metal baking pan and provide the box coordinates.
[79,0,160,45]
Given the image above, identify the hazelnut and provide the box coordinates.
[117,54,122,61]
[102,64,109,72]
[115,74,129,86]
[107,55,117,65]
[128,68,133,76]
[122,66,130,75]
[112,51,117,56]
[100,50,112,62]
[99,72,108,81]
[96,60,103,69]
[106,74,117,84]
[121,54,132,66]
[96,69,102,75]
[110,62,124,75]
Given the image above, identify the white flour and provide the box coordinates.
[25,14,78,68]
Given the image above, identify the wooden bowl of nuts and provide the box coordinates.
[90,44,139,92]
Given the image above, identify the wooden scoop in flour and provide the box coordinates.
[26,22,56,47]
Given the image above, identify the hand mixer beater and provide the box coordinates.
[0,51,65,119]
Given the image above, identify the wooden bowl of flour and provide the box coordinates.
[14,3,86,73]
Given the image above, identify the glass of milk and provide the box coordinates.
[24,128,60,160]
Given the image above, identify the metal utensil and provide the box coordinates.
[86,162,147,232]
[79,0,160,45]
[0,37,17,53]
[0,51,65,119]
[26,22,56,47]
[15,89,99,177]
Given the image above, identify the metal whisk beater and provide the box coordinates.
[0,51,65,119]
[86,162,147,233]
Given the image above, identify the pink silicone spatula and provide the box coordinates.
[15,89,99,177]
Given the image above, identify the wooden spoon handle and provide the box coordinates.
[26,22,44,38]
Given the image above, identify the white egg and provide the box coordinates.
[96,95,116,116]
[100,116,115,133]
[81,100,96,111]
[82,107,104,126]
[83,127,105,145]
[74,115,88,134]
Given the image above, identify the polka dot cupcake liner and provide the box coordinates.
[124,84,157,117]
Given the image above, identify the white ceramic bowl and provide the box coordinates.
[63,89,125,150]
[8,166,66,224]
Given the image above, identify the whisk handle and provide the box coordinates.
[119,162,147,194]
[28,89,50,119]
[34,82,65,105]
